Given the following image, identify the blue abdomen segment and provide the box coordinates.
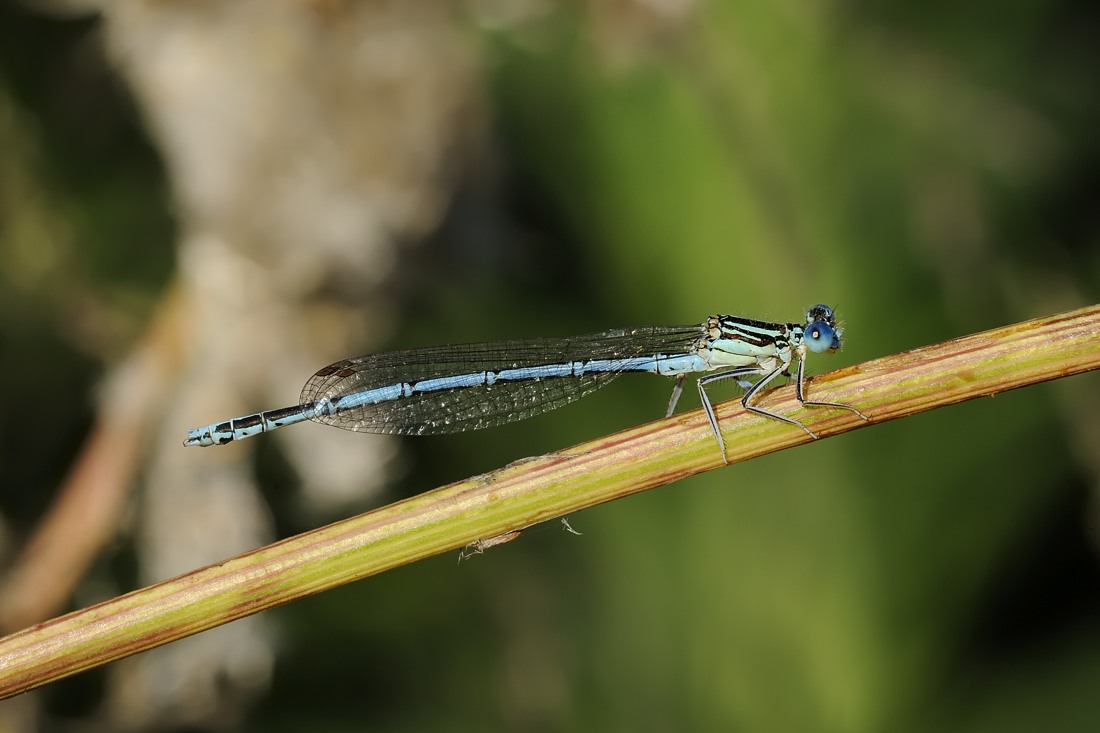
[185,325,709,444]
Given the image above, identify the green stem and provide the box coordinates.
[1,304,1097,697]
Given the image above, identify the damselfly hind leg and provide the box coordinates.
[696,366,773,464]
[666,375,687,417]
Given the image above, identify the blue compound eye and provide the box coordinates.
[804,320,841,353]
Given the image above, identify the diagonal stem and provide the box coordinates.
[0,304,1097,698]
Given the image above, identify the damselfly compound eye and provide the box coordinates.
[804,320,840,354]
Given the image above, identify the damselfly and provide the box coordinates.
[184,304,867,460]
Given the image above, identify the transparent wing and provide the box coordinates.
[299,325,704,435]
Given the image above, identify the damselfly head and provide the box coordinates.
[805,304,836,325]
[803,304,843,354]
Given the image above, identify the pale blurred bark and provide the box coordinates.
[61,0,481,727]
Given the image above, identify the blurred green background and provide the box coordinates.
[1,1,1099,731]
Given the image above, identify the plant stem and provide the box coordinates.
[0,303,1097,698]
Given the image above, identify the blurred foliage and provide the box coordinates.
[1,0,1099,732]
[0,7,173,526]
